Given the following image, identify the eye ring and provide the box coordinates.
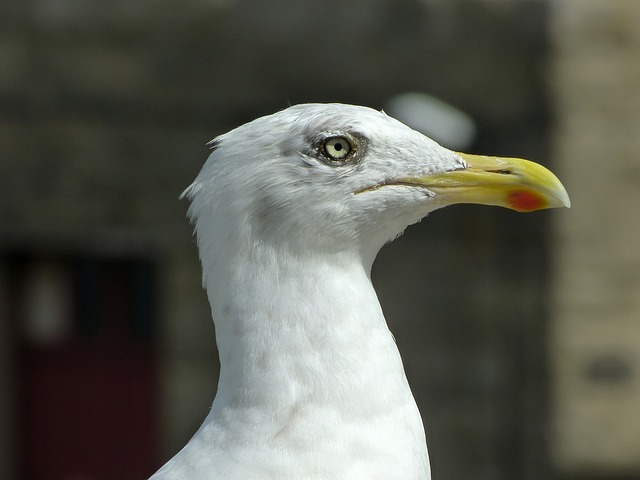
[323,136,353,161]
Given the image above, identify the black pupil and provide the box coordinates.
[334,142,343,151]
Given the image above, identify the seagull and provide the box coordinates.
[150,103,570,480]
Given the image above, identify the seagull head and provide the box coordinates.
[185,103,569,264]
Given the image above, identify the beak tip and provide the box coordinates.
[555,186,571,209]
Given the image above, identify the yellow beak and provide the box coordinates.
[407,153,571,212]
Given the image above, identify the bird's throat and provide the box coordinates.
[209,248,406,409]
[199,246,430,477]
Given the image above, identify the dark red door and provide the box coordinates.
[10,255,159,480]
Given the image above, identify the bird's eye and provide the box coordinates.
[323,137,352,161]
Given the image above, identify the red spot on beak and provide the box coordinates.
[507,190,546,212]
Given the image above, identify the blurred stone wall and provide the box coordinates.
[1,1,560,479]
[551,0,640,476]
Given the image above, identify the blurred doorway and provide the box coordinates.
[7,254,159,480]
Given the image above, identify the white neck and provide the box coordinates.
[210,246,405,413]
[176,233,431,479]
